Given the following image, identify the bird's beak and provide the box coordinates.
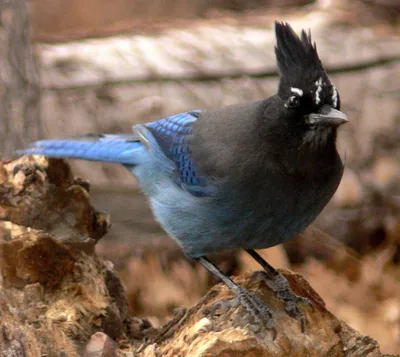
[306,105,348,127]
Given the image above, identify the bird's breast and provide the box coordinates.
[145,157,343,257]
[207,167,343,250]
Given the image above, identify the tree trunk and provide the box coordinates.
[0,0,41,159]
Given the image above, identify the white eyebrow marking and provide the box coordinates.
[315,77,323,104]
[332,86,338,107]
[290,87,303,96]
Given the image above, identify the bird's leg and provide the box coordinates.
[195,256,277,338]
[246,249,313,332]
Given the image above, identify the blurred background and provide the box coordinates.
[0,0,399,353]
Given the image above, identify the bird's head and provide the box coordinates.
[273,22,347,151]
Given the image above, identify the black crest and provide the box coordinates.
[275,22,327,95]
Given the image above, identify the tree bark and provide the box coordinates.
[0,0,41,159]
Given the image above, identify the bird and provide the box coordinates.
[19,22,348,337]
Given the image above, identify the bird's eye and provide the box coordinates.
[286,95,300,108]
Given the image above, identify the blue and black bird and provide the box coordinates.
[20,22,348,336]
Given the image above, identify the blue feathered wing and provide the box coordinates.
[138,110,212,197]
[19,110,212,197]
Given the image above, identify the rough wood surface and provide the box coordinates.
[139,271,384,357]
[0,0,42,158]
[0,157,125,357]
[39,21,399,88]
[0,156,395,356]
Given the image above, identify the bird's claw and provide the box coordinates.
[203,297,240,319]
[297,295,315,311]
[204,286,277,339]
[258,271,313,332]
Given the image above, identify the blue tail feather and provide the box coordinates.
[18,136,149,165]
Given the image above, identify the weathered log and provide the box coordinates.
[138,271,387,357]
[0,156,395,356]
[0,156,125,356]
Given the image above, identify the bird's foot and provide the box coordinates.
[204,286,277,338]
[257,271,313,332]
